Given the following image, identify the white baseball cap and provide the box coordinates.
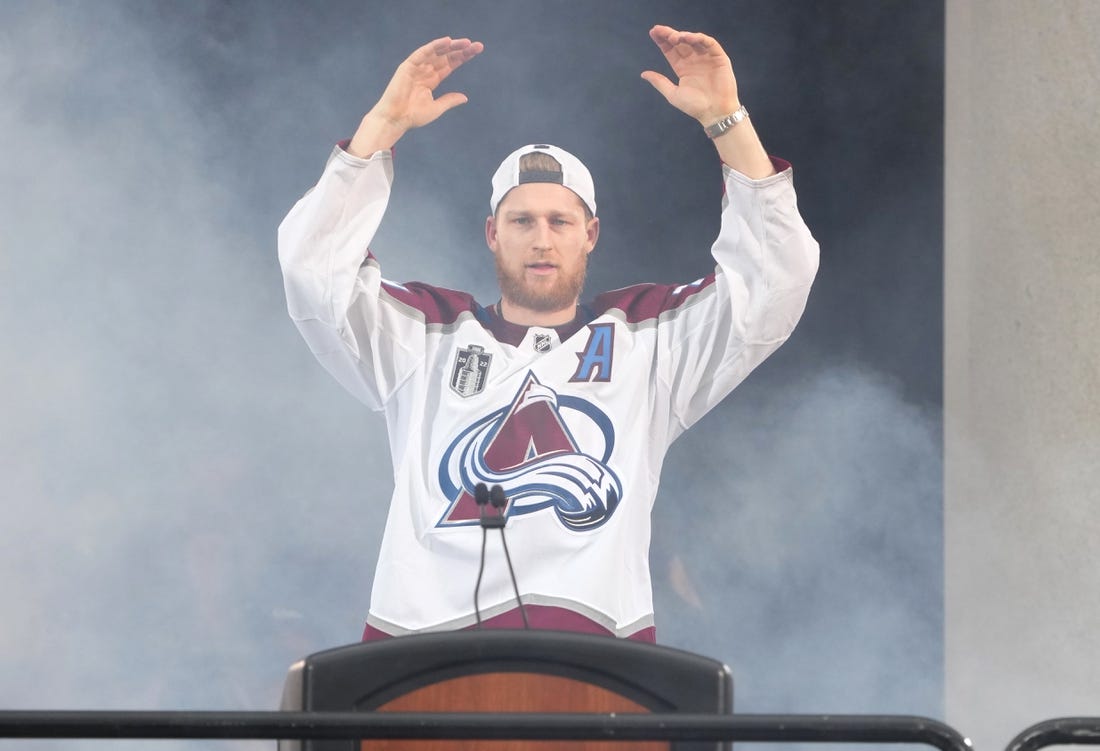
[489,144,597,217]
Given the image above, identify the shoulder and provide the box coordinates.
[378,277,483,326]
[588,273,720,324]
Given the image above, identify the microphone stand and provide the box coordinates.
[490,485,529,629]
[471,484,529,629]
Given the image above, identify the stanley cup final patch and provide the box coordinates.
[450,344,492,397]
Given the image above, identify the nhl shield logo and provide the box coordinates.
[450,344,492,397]
[533,333,552,353]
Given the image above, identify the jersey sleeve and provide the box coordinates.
[661,159,819,437]
[277,146,425,411]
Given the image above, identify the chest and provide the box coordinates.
[435,318,653,406]
[411,317,662,455]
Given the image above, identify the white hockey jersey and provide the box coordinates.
[278,145,818,641]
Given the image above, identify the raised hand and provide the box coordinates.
[349,36,484,156]
[641,25,740,127]
[642,24,773,179]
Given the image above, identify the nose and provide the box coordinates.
[533,219,553,250]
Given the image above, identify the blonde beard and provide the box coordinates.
[495,255,588,315]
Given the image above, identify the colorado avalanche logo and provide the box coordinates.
[437,371,622,531]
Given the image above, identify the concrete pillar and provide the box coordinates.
[945,1,1100,749]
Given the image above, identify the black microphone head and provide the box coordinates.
[489,484,507,509]
[474,483,490,506]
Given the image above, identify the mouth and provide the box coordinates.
[525,262,558,276]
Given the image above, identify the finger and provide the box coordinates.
[649,25,676,55]
[436,37,479,56]
[433,91,469,117]
[429,36,464,55]
[409,36,456,63]
[640,70,676,102]
[414,91,469,128]
[677,31,722,58]
[651,27,723,63]
[432,39,484,84]
[649,25,702,65]
[410,37,482,69]
[444,40,483,70]
[649,24,678,43]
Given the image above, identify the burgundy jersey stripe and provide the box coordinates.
[362,605,656,643]
[589,275,719,324]
[373,276,479,329]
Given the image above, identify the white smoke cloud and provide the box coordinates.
[654,365,941,714]
[0,5,387,749]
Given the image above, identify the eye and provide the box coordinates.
[513,216,532,225]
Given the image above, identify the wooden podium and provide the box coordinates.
[279,630,732,751]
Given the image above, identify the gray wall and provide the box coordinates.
[945,1,1100,749]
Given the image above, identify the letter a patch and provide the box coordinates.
[570,323,614,383]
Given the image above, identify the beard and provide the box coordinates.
[496,254,588,314]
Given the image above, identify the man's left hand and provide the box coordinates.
[641,25,741,127]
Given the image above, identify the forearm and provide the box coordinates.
[278,148,427,409]
[714,164,819,344]
[278,148,394,325]
[661,168,816,431]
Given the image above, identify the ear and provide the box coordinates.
[584,216,600,255]
[485,215,499,254]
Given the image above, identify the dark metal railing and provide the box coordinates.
[0,710,970,749]
[1006,717,1100,751]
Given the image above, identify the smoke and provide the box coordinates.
[0,2,943,749]
[0,3,388,748]
[654,365,942,718]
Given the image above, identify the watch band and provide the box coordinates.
[704,105,749,139]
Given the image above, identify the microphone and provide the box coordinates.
[474,482,490,508]
[476,483,506,529]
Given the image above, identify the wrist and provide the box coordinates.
[694,93,742,127]
[348,110,408,157]
[703,105,749,139]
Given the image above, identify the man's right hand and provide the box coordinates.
[348,36,484,157]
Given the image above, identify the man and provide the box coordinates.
[278,26,818,642]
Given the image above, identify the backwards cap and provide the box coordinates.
[489,144,596,216]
